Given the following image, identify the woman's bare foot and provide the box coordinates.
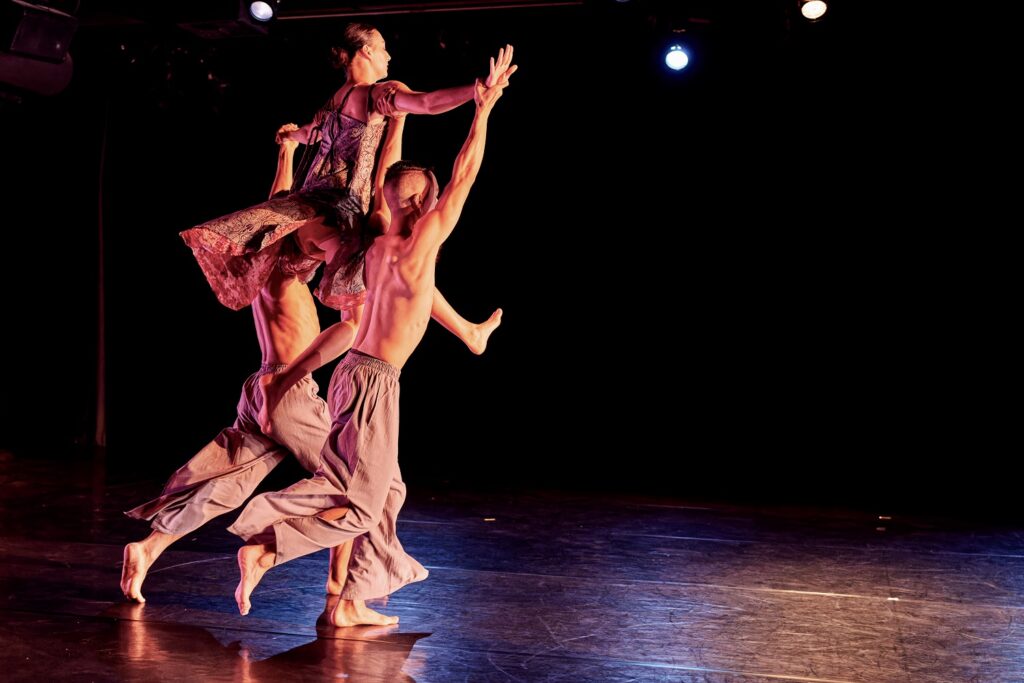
[120,543,151,603]
[466,308,503,355]
[331,598,399,627]
[235,544,276,615]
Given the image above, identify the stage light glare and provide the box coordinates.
[801,1,827,21]
[249,1,275,22]
[665,44,689,71]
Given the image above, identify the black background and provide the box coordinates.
[1,1,1005,517]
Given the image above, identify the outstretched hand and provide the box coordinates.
[275,123,300,149]
[484,44,517,88]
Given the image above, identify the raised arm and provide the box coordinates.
[368,113,406,232]
[258,305,363,435]
[269,123,300,198]
[411,78,507,256]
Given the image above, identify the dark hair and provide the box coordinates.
[329,23,377,71]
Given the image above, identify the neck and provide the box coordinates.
[384,214,413,238]
[347,63,376,86]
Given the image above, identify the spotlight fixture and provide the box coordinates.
[0,0,77,96]
[248,0,281,22]
[800,0,827,21]
[4,0,77,63]
[665,44,689,71]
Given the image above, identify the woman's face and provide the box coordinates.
[365,30,391,79]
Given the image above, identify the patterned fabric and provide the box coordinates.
[181,85,390,311]
[180,193,322,311]
[301,101,387,212]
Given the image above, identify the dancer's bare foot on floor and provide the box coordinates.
[235,544,275,616]
[318,594,342,629]
[121,543,151,603]
[331,599,399,627]
[466,308,502,355]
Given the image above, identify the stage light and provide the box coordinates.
[800,0,827,21]
[0,0,77,96]
[4,0,77,63]
[248,1,280,22]
[665,44,689,71]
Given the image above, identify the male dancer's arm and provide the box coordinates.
[411,79,505,257]
[269,123,300,198]
[258,304,363,435]
[367,113,405,233]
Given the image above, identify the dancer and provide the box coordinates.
[120,55,503,599]
[229,73,511,625]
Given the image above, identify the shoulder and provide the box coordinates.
[373,81,413,100]
[410,209,444,242]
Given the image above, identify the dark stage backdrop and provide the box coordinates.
[0,2,1002,515]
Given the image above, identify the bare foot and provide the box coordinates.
[317,594,342,630]
[331,598,399,627]
[235,544,275,616]
[466,308,503,355]
[121,543,151,603]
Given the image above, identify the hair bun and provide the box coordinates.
[329,46,350,70]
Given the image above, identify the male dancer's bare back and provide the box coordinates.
[231,75,510,626]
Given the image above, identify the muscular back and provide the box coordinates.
[352,78,504,368]
[351,232,438,369]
